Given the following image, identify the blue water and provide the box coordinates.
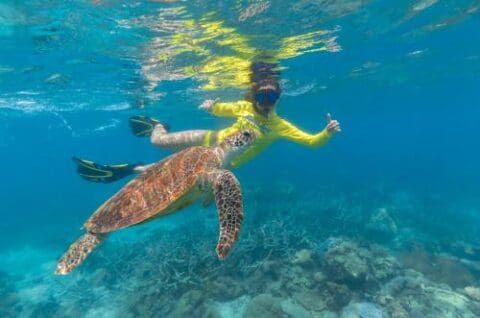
[1,1,480,317]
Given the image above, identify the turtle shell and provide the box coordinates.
[84,146,219,233]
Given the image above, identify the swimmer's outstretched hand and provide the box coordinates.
[199,98,219,112]
[326,113,341,134]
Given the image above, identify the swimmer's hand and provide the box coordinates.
[326,113,341,134]
[199,98,219,112]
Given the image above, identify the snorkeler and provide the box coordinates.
[74,61,341,182]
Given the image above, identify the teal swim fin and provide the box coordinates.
[129,115,169,137]
[72,157,140,183]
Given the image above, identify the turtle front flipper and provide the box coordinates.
[55,232,106,275]
[212,170,244,260]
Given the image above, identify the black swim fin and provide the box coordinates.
[72,157,141,183]
[129,115,169,138]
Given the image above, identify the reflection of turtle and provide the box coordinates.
[55,129,256,275]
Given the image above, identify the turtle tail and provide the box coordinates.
[55,232,106,275]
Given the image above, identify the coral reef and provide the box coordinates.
[243,294,286,317]
[2,184,480,317]
[291,249,313,266]
[322,239,399,288]
[322,240,369,285]
[171,290,207,317]
[243,294,312,318]
[377,270,480,317]
[400,248,476,288]
[340,302,384,318]
[0,271,18,318]
[462,286,480,301]
[365,208,398,242]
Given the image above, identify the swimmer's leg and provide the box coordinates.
[129,116,211,151]
[129,116,167,137]
[151,129,211,151]
[72,157,143,183]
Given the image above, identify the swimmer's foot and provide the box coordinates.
[72,157,141,183]
[129,115,169,138]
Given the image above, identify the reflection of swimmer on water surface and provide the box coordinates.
[74,60,341,183]
[127,10,341,105]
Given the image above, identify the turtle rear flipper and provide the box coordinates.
[55,232,106,275]
[212,170,244,260]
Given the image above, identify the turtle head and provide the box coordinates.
[220,129,256,155]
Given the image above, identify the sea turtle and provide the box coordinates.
[55,129,256,275]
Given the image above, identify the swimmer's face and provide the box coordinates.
[254,84,280,114]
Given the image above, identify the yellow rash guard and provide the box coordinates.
[204,100,333,168]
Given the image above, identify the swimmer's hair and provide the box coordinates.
[249,60,281,83]
[246,59,282,102]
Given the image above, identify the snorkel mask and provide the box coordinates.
[253,78,282,111]
[254,88,280,107]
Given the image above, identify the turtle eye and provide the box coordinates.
[242,131,251,138]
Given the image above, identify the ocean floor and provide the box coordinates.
[1,183,480,317]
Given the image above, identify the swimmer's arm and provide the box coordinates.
[279,121,332,147]
[200,100,251,117]
[278,114,340,147]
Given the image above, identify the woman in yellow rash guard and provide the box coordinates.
[73,61,341,183]
[149,62,340,167]
[200,83,340,168]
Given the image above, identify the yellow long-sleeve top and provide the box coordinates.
[206,100,333,168]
